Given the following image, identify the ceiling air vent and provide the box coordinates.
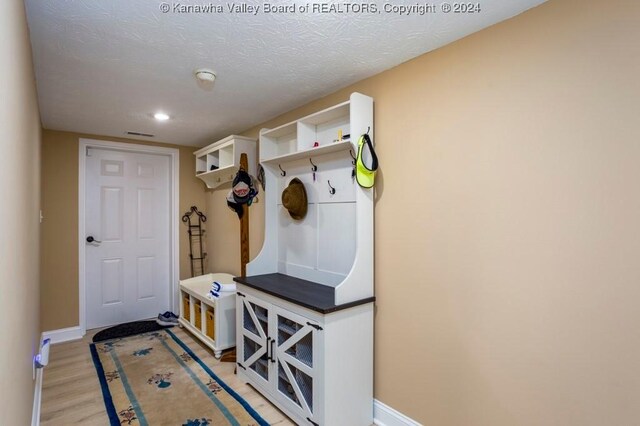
[126,131,154,137]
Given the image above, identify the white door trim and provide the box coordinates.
[78,138,180,335]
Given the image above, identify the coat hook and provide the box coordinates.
[327,180,336,195]
[310,158,317,182]
[349,149,356,179]
[279,164,286,177]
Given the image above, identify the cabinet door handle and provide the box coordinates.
[237,291,246,297]
[270,338,275,363]
[237,362,246,370]
[307,417,319,426]
[266,337,271,361]
[306,321,323,331]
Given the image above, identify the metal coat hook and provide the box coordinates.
[327,180,336,195]
[278,164,286,177]
[310,158,317,182]
[349,150,356,179]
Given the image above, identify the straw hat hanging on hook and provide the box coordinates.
[282,178,307,220]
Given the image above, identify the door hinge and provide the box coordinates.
[306,322,323,331]
[86,146,91,156]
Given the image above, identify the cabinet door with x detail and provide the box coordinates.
[272,306,322,424]
[238,293,272,389]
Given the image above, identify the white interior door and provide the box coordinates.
[85,147,171,329]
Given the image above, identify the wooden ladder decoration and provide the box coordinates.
[182,206,207,277]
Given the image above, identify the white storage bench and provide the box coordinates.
[178,273,236,358]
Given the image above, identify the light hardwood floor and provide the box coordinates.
[40,326,295,425]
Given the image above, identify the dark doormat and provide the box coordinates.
[92,320,172,343]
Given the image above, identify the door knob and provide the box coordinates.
[86,236,102,244]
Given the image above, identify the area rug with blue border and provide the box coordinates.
[90,328,268,426]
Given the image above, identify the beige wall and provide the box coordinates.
[0,0,42,424]
[205,180,265,275]
[207,0,640,423]
[40,130,207,331]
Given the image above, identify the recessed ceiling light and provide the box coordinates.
[154,112,170,121]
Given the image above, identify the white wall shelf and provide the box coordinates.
[194,135,256,189]
[260,100,353,164]
[260,122,298,161]
[261,140,352,165]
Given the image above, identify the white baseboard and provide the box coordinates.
[374,399,422,426]
[31,366,43,426]
[31,334,45,426]
[42,326,84,344]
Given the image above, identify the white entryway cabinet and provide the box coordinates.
[236,285,374,426]
[235,93,375,426]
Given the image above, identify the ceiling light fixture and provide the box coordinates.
[154,112,170,121]
[195,68,216,83]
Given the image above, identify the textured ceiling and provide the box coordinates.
[25,0,545,147]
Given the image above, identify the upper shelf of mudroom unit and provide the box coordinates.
[261,140,352,165]
[260,121,297,162]
[194,135,256,189]
[260,100,351,164]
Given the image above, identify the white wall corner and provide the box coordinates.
[42,326,84,345]
[374,399,422,426]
